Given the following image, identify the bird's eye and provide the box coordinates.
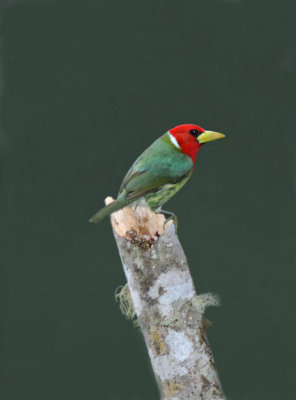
[189,129,199,137]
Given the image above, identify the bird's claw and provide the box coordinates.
[160,210,178,231]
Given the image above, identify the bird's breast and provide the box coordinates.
[146,175,191,210]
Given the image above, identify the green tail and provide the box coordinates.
[89,198,132,224]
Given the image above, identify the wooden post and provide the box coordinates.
[106,197,225,400]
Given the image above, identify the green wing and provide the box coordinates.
[118,133,193,201]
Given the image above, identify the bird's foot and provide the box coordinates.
[159,209,178,231]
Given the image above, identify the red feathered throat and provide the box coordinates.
[170,124,204,164]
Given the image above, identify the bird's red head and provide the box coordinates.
[169,123,226,164]
[169,124,205,164]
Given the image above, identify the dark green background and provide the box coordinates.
[0,0,295,399]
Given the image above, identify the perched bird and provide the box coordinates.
[89,124,225,224]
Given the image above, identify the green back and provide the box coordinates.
[118,133,193,201]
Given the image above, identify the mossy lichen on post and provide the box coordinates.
[115,284,138,327]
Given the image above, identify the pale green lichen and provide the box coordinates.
[114,284,139,327]
[191,293,220,313]
[162,292,220,329]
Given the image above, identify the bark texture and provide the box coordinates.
[106,197,225,400]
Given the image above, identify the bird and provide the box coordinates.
[89,124,225,224]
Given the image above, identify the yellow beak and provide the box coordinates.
[197,130,226,144]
